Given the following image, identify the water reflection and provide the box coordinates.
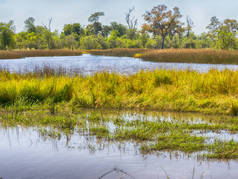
[1,54,238,75]
[0,111,238,178]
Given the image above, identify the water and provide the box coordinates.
[1,54,238,75]
[1,111,238,179]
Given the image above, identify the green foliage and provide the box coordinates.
[80,35,102,49]
[2,4,238,50]
[0,21,16,49]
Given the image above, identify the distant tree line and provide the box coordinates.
[1,4,238,50]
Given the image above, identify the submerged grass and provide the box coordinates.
[88,48,238,64]
[0,49,82,59]
[2,108,238,160]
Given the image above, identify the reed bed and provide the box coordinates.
[1,68,238,115]
[88,48,238,64]
[88,48,150,57]
[141,49,238,64]
[0,49,82,59]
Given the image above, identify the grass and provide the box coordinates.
[2,108,238,160]
[88,48,238,64]
[88,48,149,57]
[0,68,238,115]
[0,49,82,59]
[0,66,238,160]
[1,48,238,65]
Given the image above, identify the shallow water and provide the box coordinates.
[1,112,238,179]
[1,54,238,74]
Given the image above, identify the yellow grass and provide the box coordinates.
[0,50,82,59]
[89,48,238,64]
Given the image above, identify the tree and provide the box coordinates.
[86,22,102,35]
[143,4,184,49]
[206,17,238,49]
[185,16,194,37]
[101,25,112,37]
[125,7,138,29]
[0,21,16,49]
[88,12,104,23]
[216,19,238,49]
[63,23,84,40]
[207,16,220,32]
[87,12,104,35]
[24,17,36,33]
[110,22,127,37]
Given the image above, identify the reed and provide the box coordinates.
[88,48,238,64]
[0,68,238,115]
[88,48,150,57]
[141,49,238,64]
[0,49,82,59]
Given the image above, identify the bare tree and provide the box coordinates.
[186,16,194,37]
[43,17,53,32]
[125,7,138,29]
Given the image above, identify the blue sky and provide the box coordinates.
[0,0,237,34]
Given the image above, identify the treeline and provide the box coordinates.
[0,4,238,50]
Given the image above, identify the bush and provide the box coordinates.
[80,35,102,49]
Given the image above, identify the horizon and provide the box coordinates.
[0,0,238,34]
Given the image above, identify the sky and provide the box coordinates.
[0,0,237,34]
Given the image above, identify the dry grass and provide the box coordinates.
[88,48,238,64]
[0,50,82,59]
[142,49,238,64]
[88,48,150,57]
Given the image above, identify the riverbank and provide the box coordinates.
[1,49,238,65]
[0,50,82,59]
[0,68,238,116]
[88,48,238,64]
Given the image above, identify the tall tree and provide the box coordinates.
[63,23,84,39]
[87,12,104,35]
[206,17,238,49]
[110,22,127,37]
[88,12,104,23]
[142,4,184,49]
[185,16,194,37]
[0,21,16,49]
[217,19,238,49]
[24,17,36,33]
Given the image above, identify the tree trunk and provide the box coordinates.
[161,36,165,49]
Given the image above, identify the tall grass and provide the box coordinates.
[0,49,82,59]
[88,48,238,64]
[141,49,238,64]
[1,68,238,115]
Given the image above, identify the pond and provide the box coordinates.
[0,110,238,179]
[1,54,238,75]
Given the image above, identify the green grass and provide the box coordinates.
[0,69,238,115]
[1,108,238,160]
